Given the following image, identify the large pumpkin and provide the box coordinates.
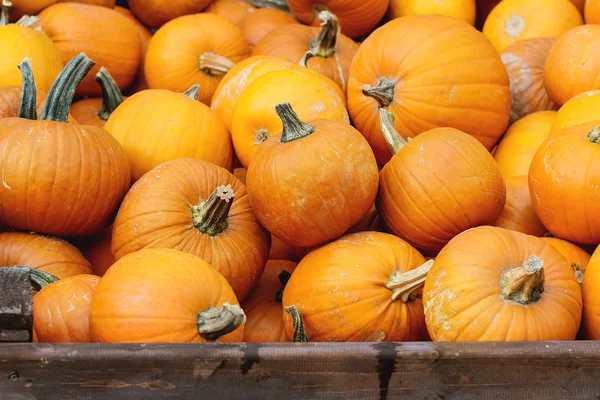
[542,237,590,284]
[282,231,431,342]
[549,90,600,136]
[89,248,245,343]
[127,0,212,28]
[239,8,298,50]
[423,226,582,341]
[494,175,547,237]
[387,0,475,25]
[247,103,379,247]
[144,13,250,105]
[205,0,256,25]
[348,15,510,165]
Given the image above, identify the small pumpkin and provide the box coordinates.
[80,224,113,277]
[549,90,600,136]
[582,246,600,339]
[144,13,250,105]
[494,175,547,237]
[127,0,212,28]
[238,8,298,50]
[247,103,379,247]
[115,6,152,93]
[376,109,506,252]
[585,0,600,24]
[89,248,246,343]
[205,0,256,25]
[541,237,590,284]
[387,0,476,25]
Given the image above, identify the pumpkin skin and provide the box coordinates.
[205,0,256,25]
[493,110,556,179]
[58,0,116,6]
[104,89,234,182]
[8,0,56,20]
[115,6,152,94]
[0,231,92,279]
[127,0,212,28]
[348,15,510,165]
[482,0,582,52]
[585,0,600,24]
[81,225,114,277]
[145,14,250,105]
[500,38,558,123]
[37,3,142,97]
[582,246,600,339]
[387,0,476,25]
[424,226,582,341]
[111,159,270,302]
[239,8,298,50]
[0,86,47,119]
[494,175,547,237]
[541,237,590,284]
[282,232,430,342]
[89,248,245,343]
[33,274,100,343]
[549,90,600,136]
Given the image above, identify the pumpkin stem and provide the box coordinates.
[588,127,600,144]
[0,0,10,26]
[191,185,234,237]
[13,266,60,291]
[15,15,40,28]
[362,77,395,108]
[95,67,124,121]
[573,264,584,285]
[254,128,270,145]
[182,84,200,101]
[276,102,315,143]
[385,260,434,302]
[198,51,235,76]
[40,53,96,123]
[501,255,545,305]
[274,270,292,303]
[197,303,246,341]
[299,11,340,64]
[17,58,37,120]
[284,305,309,342]
[379,108,408,155]
[542,232,555,238]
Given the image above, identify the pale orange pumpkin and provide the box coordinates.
[205,0,256,25]
[238,8,298,50]
[541,237,590,284]
[494,175,547,237]
[387,0,476,25]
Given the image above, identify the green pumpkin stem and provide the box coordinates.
[13,266,60,291]
[363,77,395,108]
[385,260,434,302]
[0,0,11,26]
[17,58,37,120]
[501,255,545,305]
[40,53,96,123]
[588,127,600,144]
[379,108,408,155]
[197,303,246,341]
[274,270,292,303]
[182,84,200,101]
[276,102,315,143]
[284,305,309,342]
[95,67,124,121]
[198,51,234,76]
[299,11,340,64]
[192,185,234,237]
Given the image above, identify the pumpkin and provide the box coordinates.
[243,260,297,342]
[112,159,270,302]
[233,167,247,185]
[544,25,600,106]
[89,248,246,343]
[500,38,558,123]
[144,13,250,105]
[238,8,298,50]
[348,15,510,165]
[582,246,600,338]
[387,0,476,25]
[0,84,46,119]
[115,6,152,93]
[0,231,92,279]
[80,225,113,277]
[205,0,256,25]
[423,226,582,341]
[282,231,431,342]
[494,175,547,237]
[0,55,131,237]
[69,68,125,128]
[585,0,600,24]
[247,103,379,247]
[529,121,600,245]
[541,237,590,284]
[493,111,556,179]
[127,0,212,28]
[58,0,115,6]
[286,0,389,38]
[231,68,349,168]
[104,85,234,182]
[33,274,100,343]
[252,11,358,91]
[550,90,600,136]
[376,109,506,252]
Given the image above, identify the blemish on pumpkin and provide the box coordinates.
[500,52,532,122]
[505,14,525,38]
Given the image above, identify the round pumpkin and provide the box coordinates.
[127,0,212,28]
[582,245,600,338]
[239,8,298,50]
[494,175,547,237]
[205,0,256,24]
[348,15,510,165]
[541,237,590,284]
[550,90,600,136]
[33,274,100,343]
[247,103,378,247]
[282,231,430,342]
[585,0,600,24]
[376,109,506,252]
[424,226,582,341]
[482,0,582,52]
[37,3,142,97]
[89,248,245,343]
[145,13,250,105]
[115,6,152,94]
[80,225,113,277]
[104,86,234,182]
[387,0,476,25]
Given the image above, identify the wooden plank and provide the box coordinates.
[1,342,600,399]
[0,268,32,343]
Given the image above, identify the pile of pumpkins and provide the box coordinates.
[3,0,600,344]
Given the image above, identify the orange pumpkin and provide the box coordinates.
[570,0,585,12]
[58,0,115,6]
[37,3,142,97]
[247,103,379,247]
[424,226,582,341]
[33,274,100,343]
[233,167,247,185]
[80,225,113,277]
[0,85,46,119]
[348,15,510,165]
[282,231,431,342]
[205,0,256,24]
[482,0,582,52]
[585,0,600,24]
[549,90,600,136]
[112,159,270,302]
[541,237,590,284]
[387,0,476,25]
[238,8,298,50]
[7,0,55,20]
[345,204,386,235]
[127,0,212,28]
[494,175,547,236]
[104,86,234,182]
[115,6,152,93]
[377,109,506,252]
[582,245,600,338]
[145,13,250,105]
[89,248,245,343]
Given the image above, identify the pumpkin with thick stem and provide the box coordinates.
[115,6,152,94]
[549,90,600,136]
[205,0,256,24]
[89,248,245,343]
[145,13,249,105]
[494,175,547,237]
[247,103,378,247]
[80,224,113,277]
[0,60,47,119]
[0,54,131,237]
[70,68,125,128]
[423,226,582,341]
[387,0,475,25]
[33,274,100,343]
[281,231,430,342]
[239,8,298,50]
[347,15,510,165]
[112,159,270,302]
[541,237,590,284]
[127,0,212,28]
[376,109,506,252]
